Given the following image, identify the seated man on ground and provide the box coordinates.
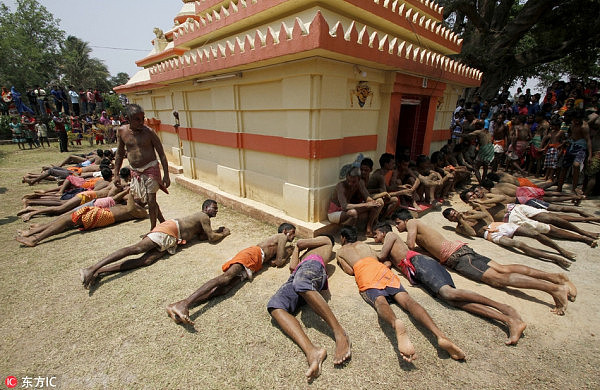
[367,153,417,218]
[373,224,525,345]
[442,206,574,268]
[166,223,296,325]
[336,226,465,362]
[413,155,451,207]
[393,210,577,316]
[16,194,148,247]
[79,199,230,289]
[328,166,383,237]
[267,235,351,382]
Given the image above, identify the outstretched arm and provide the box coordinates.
[272,235,293,268]
[201,217,230,243]
[336,253,354,276]
[405,221,418,249]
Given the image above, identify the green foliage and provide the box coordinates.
[0,0,64,90]
[103,93,124,116]
[439,0,600,99]
[59,35,111,91]
[109,73,130,89]
[0,0,129,97]
[0,116,11,140]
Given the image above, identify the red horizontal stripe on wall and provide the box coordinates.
[430,129,451,142]
[156,124,376,159]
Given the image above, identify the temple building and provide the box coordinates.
[115,0,481,235]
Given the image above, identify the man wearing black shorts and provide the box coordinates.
[336,226,465,362]
[373,224,526,345]
[393,210,578,316]
[267,236,351,383]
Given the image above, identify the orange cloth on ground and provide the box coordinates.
[76,190,97,205]
[353,256,401,292]
[82,177,102,189]
[67,166,83,175]
[221,246,263,273]
[151,219,178,238]
[517,177,538,188]
[71,206,115,230]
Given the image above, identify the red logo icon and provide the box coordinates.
[5,376,17,388]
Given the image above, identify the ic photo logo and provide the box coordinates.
[4,376,17,388]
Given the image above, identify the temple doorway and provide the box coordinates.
[395,96,430,160]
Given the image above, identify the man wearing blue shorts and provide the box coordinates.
[337,227,465,363]
[373,224,526,345]
[267,236,351,383]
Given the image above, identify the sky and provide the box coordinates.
[6,0,183,77]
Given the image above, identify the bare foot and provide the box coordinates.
[305,348,327,383]
[333,332,351,365]
[546,254,571,269]
[16,206,33,216]
[559,250,576,261]
[16,235,36,247]
[79,268,98,289]
[590,240,598,248]
[584,230,600,239]
[21,212,34,222]
[166,301,194,325]
[437,337,466,360]
[394,319,416,363]
[560,278,577,302]
[550,285,569,315]
[505,317,527,345]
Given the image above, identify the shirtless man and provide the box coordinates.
[460,189,599,246]
[328,167,383,237]
[367,153,414,217]
[267,235,351,382]
[463,183,589,217]
[16,194,148,247]
[393,210,577,315]
[79,199,230,289]
[373,224,526,345]
[18,186,129,222]
[442,206,574,268]
[506,115,529,175]
[113,104,170,230]
[461,120,494,183]
[166,223,296,325]
[557,110,592,194]
[583,113,600,195]
[541,119,565,181]
[336,226,465,362]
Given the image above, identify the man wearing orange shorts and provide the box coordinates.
[336,226,465,363]
[166,223,296,326]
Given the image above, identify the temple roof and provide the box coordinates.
[116,0,480,93]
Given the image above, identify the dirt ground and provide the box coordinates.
[1,143,599,389]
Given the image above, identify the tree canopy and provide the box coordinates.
[440,0,600,98]
[0,0,128,92]
[0,0,64,90]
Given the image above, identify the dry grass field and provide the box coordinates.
[1,143,599,389]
